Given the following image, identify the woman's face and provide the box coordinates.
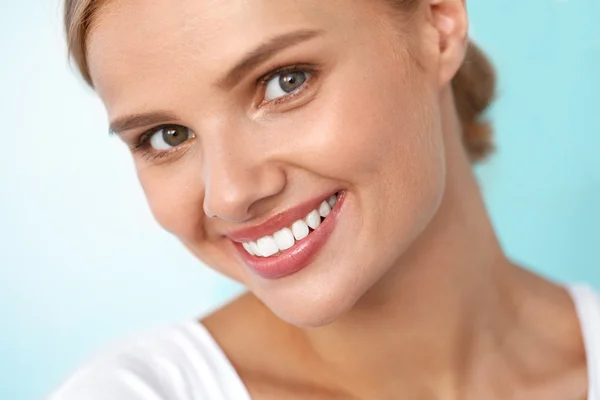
[88,0,449,327]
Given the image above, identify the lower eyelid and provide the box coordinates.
[139,144,191,163]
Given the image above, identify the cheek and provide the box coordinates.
[290,65,446,258]
[349,78,446,237]
[136,162,205,241]
[135,162,245,281]
[291,65,445,196]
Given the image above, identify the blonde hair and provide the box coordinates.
[64,0,496,161]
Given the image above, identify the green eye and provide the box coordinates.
[264,71,311,101]
[149,125,193,150]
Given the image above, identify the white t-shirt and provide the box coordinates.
[49,285,600,400]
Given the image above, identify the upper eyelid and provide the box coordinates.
[134,124,187,148]
[258,64,316,84]
[118,123,179,148]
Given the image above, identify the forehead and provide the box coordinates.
[87,0,386,110]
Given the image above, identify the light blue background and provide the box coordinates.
[0,1,598,399]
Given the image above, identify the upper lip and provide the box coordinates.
[227,192,337,243]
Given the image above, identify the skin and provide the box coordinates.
[86,0,588,398]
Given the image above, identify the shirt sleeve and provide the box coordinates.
[48,352,198,400]
[47,324,223,400]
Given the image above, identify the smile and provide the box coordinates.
[229,191,345,280]
[242,195,337,258]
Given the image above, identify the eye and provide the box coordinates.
[264,71,311,102]
[149,125,194,150]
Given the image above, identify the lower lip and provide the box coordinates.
[234,192,346,280]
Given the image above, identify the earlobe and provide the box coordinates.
[430,0,469,86]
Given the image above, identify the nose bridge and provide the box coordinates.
[202,123,285,222]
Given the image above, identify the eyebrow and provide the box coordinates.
[216,29,323,90]
[109,111,179,135]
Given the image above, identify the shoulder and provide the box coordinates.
[48,322,246,400]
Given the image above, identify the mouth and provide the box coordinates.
[229,191,345,280]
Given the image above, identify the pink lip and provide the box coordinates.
[228,192,339,243]
[232,191,346,280]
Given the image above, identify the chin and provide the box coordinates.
[264,285,363,329]
[248,249,396,329]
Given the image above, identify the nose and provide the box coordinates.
[202,139,286,223]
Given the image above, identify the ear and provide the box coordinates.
[429,0,469,86]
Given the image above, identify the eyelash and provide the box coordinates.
[257,63,317,107]
[131,63,317,162]
[130,125,191,162]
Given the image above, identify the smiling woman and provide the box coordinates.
[49,0,600,399]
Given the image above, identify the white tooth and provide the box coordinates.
[274,228,295,251]
[257,236,279,257]
[327,195,337,208]
[305,210,321,230]
[249,241,261,257]
[242,242,255,256]
[318,201,331,218]
[291,220,309,241]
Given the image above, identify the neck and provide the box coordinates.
[300,87,521,397]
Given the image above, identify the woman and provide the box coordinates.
[51,0,599,398]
